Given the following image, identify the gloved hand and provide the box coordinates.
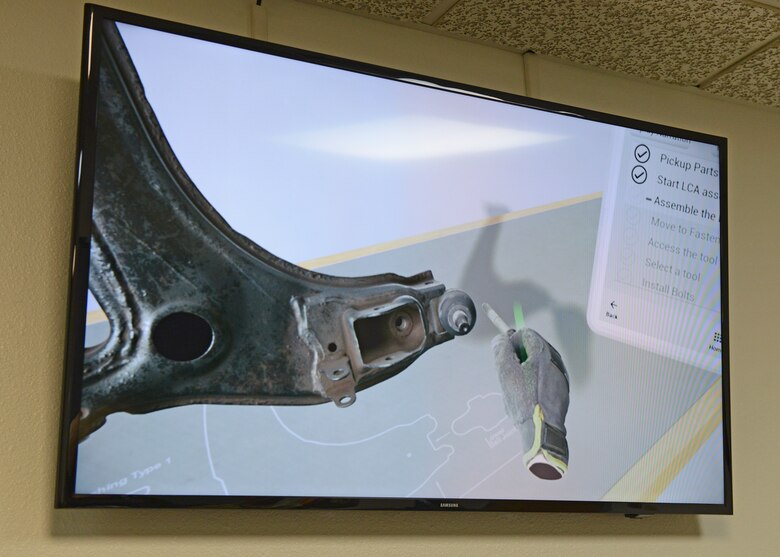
[492,328,570,480]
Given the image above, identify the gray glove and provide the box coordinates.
[492,328,570,480]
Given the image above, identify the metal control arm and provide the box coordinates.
[79,23,476,440]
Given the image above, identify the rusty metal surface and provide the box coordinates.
[79,22,475,440]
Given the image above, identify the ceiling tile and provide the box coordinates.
[703,42,780,108]
[436,0,780,85]
[314,0,439,21]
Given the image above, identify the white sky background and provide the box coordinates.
[115,22,621,265]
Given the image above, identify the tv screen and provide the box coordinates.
[57,5,731,514]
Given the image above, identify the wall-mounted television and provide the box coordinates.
[57,4,732,515]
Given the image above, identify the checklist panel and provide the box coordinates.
[587,131,722,373]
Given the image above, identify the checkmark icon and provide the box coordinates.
[631,165,647,184]
[634,144,650,163]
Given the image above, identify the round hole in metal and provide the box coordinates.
[152,311,213,362]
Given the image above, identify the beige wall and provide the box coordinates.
[1,0,777,555]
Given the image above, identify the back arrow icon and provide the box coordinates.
[610,301,618,309]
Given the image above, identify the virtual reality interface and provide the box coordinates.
[63,13,728,512]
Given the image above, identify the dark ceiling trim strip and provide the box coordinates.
[421,0,463,26]
[697,30,780,87]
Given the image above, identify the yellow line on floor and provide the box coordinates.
[82,192,602,321]
[602,379,722,502]
[86,309,107,324]
[298,192,602,269]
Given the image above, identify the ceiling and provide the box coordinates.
[308,0,780,109]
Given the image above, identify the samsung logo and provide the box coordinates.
[440,502,459,508]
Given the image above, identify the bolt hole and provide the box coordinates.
[327,342,338,352]
[392,311,412,335]
[152,311,213,362]
[393,315,412,333]
[338,395,354,406]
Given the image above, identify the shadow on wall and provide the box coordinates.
[49,506,701,537]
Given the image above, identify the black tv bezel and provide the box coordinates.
[56,4,732,515]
